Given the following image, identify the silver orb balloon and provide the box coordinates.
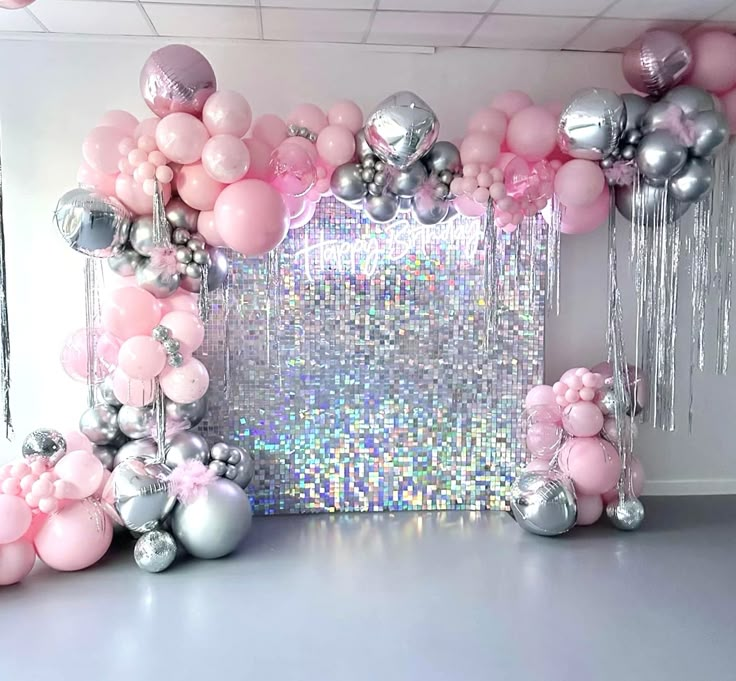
[423,141,461,175]
[355,129,374,160]
[388,163,428,198]
[639,101,681,136]
[364,193,399,224]
[91,444,116,471]
[636,130,687,182]
[54,188,131,258]
[165,396,207,430]
[164,431,210,469]
[690,110,728,158]
[134,529,178,573]
[178,247,227,294]
[103,456,175,533]
[606,497,645,531]
[114,438,158,468]
[128,216,158,257]
[621,93,649,135]
[364,91,439,169]
[209,442,255,489]
[411,193,449,225]
[662,85,715,117]
[165,197,199,232]
[79,404,120,445]
[118,405,155,440]
[135,259,180,299]
[97,374,122,408]
[108,248,143,276]
[509,469,577,536]
[171,478,252,559]
[22,429,67,465]
[615,181,690,223]
[668,157,714,203]
[331,163,367,203]
[557,88,626,160]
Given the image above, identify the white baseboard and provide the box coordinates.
[645,480,736,495]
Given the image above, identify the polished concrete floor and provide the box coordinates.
[1,497,735,681]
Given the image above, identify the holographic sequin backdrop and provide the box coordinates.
[200,198,546,514]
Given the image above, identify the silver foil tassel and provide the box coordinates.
[83,258,103,408]
[151,180,172,250]
[715,142,735,375]
[0,139,11,438]
[198,262,209,323]
[153,380,167,463]
[223,276,231,401]
[482,200,497,347]
[546,195,561,315]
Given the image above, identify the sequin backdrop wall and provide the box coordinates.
[200,198,546,514]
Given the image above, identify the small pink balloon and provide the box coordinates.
[576,494,604,526]
[562,401,605,437]
[202,90,252,137]
[316,125,356,166]
[160,310,204,356]
[243,137,274,181]
[102,287,161,340]
[77,163,117,196]
[118,335,167,380]
[602,456,645,503]
[156,113,210,165]
[327,100,363,134]
[460,132,500,166]
[490,90,533,117]
[201,134,251,184]
[468,108,508,138]
[60,328,120,384]
[34,499,112,572]
[554,159,605,207]
[83,126,127,175]
[156,166,174,183]
[135,117,160,141]
[686,31,736,94]
[64,431,93,455]
[159,358,210,403]
[268,142,317,197]
[506,106,558,162]
[159,289,199,316]
[525,384,557,409]
[288,103,328,134]
[0,495,32,545]
[290,200,317,229]
[196,210,227,247]
[0,539,36,586]
[560,185,610,235]
[251,114,288,148]
[560,437,622,496]
[116,173,171,215]
[453,194,486,217]
[112,369,156,407]
[53,451,104,501]
[99,110,139,135]
[177,162,226,211]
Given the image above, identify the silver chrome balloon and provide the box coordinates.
[388,163,428,198]
[423,141,461,175]
[639,101,679,136]
[98,373,125,406]
[179,246,227,294]
[208,442,254,488]
[411,193,449,225]
[165,197,199,232]
[118,405,155,440]
[108,248,143,276]
[79,404,120,445]
[364,91,439,170]
[330,163,367,203]
[636,130,687,182]
[606,497,645,531]
[136,259,180,299]
[91,444,116,471]
[355,129,374,160]
[690,110,728,158]
[615,181,690,223]
[621,93,650,135]
[668,157,714,203]
[662,85,715,117]
[363,193,399,224]
[22,429,66,465]
[509,469,577,536]
[134,529,178,573]
[128,216,158,257]
[114,438,158,468]
[165,396,207,430]
[164,431,210,469]
[171,478,252,559]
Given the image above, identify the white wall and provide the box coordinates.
[0,36,732,493]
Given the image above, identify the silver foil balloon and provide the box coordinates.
[103,456,176,533]
[92,444,116,471]
[622,30,692,96]
[355,129,374,160]
[690,111,728,158]
[668,157,714,203]
[164,431,210,469]
[662,85,715,117]
[55,188,131,258]
[606,497,645,531]
[171,478,252,559]
[134,529,178,573]
[363,193,399,224]
[331,163,367,203]
[79,404,120,445]
[98,375,122,407]
[411,193,449,225]
[136,258,180,299]
[388,163,428,198]
[178,246,227,294]
[108,248,142,276]
[129,217,157,257]
[615,181,690,223]
[423,141,461,175]
[165,396,207,430]
[364,91,439,170]
[621,93,649,135]
[635,130,687,182]
[591,361,648,416]
[165,197,199,232]
[114,438,157,468]
[21,429,66,465]
[509,469,577,536]
[118,405,155,440]
[557,88,626,160]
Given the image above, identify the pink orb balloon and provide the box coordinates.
[201,134,251,184]
[0,495,32,545]
[526,422,562,459]
[460,132,501,166]
[83,126,127,175]
[251,114,288,148]
[60,328,120,384]
[576,494,604,526]
[102,287,161,340]
[159,358,210,403]
[490,90,533,117]
[160,310,205,356]
[288,103,328,134]
[562,401,605,437]
[155,113,210,165]
[283,194,306,219]
[506,106,558,162]
[53,451,104,501]
[686,31,736,94]
[202,90,252,137]
[112,369,156,407]
[177,162,226,211]
[196,210,227,247]
[0,539,36,586]
[468,107,508,138]
[560,437,622,496]
[64,431,93,455]
[268,143,316,197]
[316,125,356,167]
[117,335,167,380]
[243,137,274,181]
[560,185,610,235]
[77,163,117,196]
[99,110,139,135]
[327,100,363,134]
[554,160,605,207]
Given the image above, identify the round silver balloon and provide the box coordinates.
[136,259,180,299]
[606,497,645,531]
[690,110,728,158]
[411,193,449,225]
[615,181,690,223]
[228,447,255,488]
[639,100,681,136]
[165,396,207,430]
[364,193,399,224]
[388,163,428,198]
[423,141,461,175]
[668,157,714,203]
[165,197,199,232]
[178,247,227,294]
[108,248,143,276]
[92,444,116,471]
[114,438,158,468]
[103,456,176,533]
[209,442,231,463]
[662,85,715,117]
[331,163,367,203]
[96,374,122,408]
[128,216,158,257]
[557,88,626,160]
[621,93,650,135]
[636,130,687,182]
[509,469,577,536]
[118,405,155,440]
[164,431,210,469]
[354,129,374,160]
[22,429,66,465]
[134,529,178,573]
[54,188,131,258]
[79,404,120,445]
[364,91,439,169]
[171,478,252,559]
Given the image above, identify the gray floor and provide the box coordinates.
[2,497,735,680]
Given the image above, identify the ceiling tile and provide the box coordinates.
[0,8,43,32]
[143,4,259,39]
[468,14,589,49]
[261,9,370,43]
[369,11,479,46]
[493,0,612,16]
[29,0,152,34]
[566,18,695,51]
[604,0,732,20]
[144,0,254,5]
[262,0,373,8]
[378,0,493,11]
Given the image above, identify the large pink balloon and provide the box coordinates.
[159,358,210,403]
[525,384,557,409]
[201,135,250,184]
[160,289,199,316]
[102,287,161,340]
[560,437,621,496]
[526,422,561,460]
[468,108,508,139]
[53,451,104,500]
[506,106,558,162]
[560,185,610,235]
[0,495,32,545]
[156,113,210,165]
[554,160,605,207]
[251,114,288,148]
[160,310,204,356]
[288,103,328,134]
[602,456,645,503]
[562,401,604,437]
[576,494,604,526]
[64,431,93,455]
[686,31,736,94]
[77,162,117,196]
[460,132,500,166]
[327,100,363,134]
[60,328,120,384]
[112,369,156,407]
[177,162,226,210]
[215,179,289,256]
[721,89,736,134]
[316,125,356,167]
[196,210,228,247]
[115,173,171,216]
[454,194,486,217]
[117,335,167,380]
[269,142,317,197]
[99,110,139,135]
[202,90,252,137]
[490,90,533,117]
[83,126,126,175]
[0,539,36,586]
[243,137,273,181]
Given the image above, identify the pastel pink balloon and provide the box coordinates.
[284,194,306,219]
[524,458,551,473]
[102,287,161,340]
[269,143,317,197]
[99,110,139,135]
[160,310,205,355]
[34,499,112,572]
[554,159,605,207]
[77,162,117,196]
[288,103,328,133]
[282,135,319,162]
[251,114,288,148]
[686,31,736,94]
[177,162,226,211]
[576,494,604,526]
[160,289,199,316]
[468,108,508,138]
[526,422,561,459]
[134,117,160,141]
[159,358,210,403]
[562,401,605,437]
[95,469,111,500]
[202,90,252,137]
[506,106,558,162]
[155,113,210,164]
[0,495,32,545]
[0,539,35,586]
[316,125,356,166]
[215,179,289,256]
[490,90,533,117]
[83,126,127,175]
[196,210,227,247]
[243,137,274,181]
[60,328,120,383]
[327,100,363,134]
[560,184,610,235]
[460,132,500,166]
[560,437,622,496]
[112,369,156,407]
[64,431,93,455]
[602,456,645,503]
[721,89,736,134]
[117,335,167,380]
[115,173,171,215]
[201,134,250,184]
[545,101,564,118]
[525,384,557,409]
[291,200,317,229]
[454,194,486,217]
[53,451,104,501]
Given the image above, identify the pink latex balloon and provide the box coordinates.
[202,90,252,137]
[525,384,557,409]
[0,539,35,586]
[526,422,561,459]
[60,328,120,384]
[155,113,210,165]
[159,358,210,403]
[0,495,32,545]
[686,31,736,94]
[215,179,289,256]
[288,103,328,134]
[251,114,288,148]
[243,137,273,181]
[327,100,363,134]
[562,401,605,437]
[290,199,317,229]
[65,431,93,455]
[545,101,564,118]
[460,132,500,166]
[102,287,161,340]
[554,160,605,207]
[77,162,117,196]
[196,210,227,247]
[560,185,610,235]
[602,457,645,503]
[177,162,226,211]
[316,125,356,166]
[201,134,250,184]
[115,173,171,215]
[268,143,316,197]
[135,117,160,141]
[99,110,139,135]
[112,369,156,407]
[506,106,558,162]
[140,44,216,118]
[117,335,167,380]
[468,108,508,138]
[576,494,604,526]
[83,126,127,175]
[490,90,533,117]
[53,451,104,501]
[560,437,622,496]
[721,89,736,134]
[160,310,205,356]
[623,30,693,96]
[282,135,319,161]
[34,499,112,572]
[524,458,551,473]
[284,194,306,219]
[454,194,486,217]
[160,289,199,316]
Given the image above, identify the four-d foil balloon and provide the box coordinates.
[615,181,690,223]
[557,88,626,160]
[364,91,439,170]
[509,469,577,536]
[55,188,131,258]
[622,30,692,97]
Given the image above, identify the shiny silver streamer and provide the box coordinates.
[265,249,284,388]
[714,143,735,375]
[83,257,103,408]
[546,195,561,315]
[0,139,11,438]
[198,261,209,323]
[151,180,171,250]
[223,276,231,401]
[482,200,497,347]
[153,380,167,464]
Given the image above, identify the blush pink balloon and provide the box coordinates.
[0,539,35,586]
[251,114,288,148]
[160,310,205,356]
[77,162,117,196]
[64,431,93,455]
[83,126,127,175]
[60,328,121,383]
[117,335,167,380]
[159,358,210,403]
[196,210,227,247]
[562,401,605,437]
[490,90,534,117]
[554,159,605,207]
[454,194,486,217]
[243,137,274,181]
[215,179,289,256]
[201,135,250,184]
[602,457,645,503]
[526,422,562,460]
[524,458,551,473]
[155,113,210,165]
[524,384,557,409]
[160,289,199,316]
[177,162,226,211]
[135,117,160,141]
[327,100,363,134]
[290,199,317,229]
[506,106,558,162]
[545,101,564,118]
[576,494,604,526]
[460,132,500,166]
[268,142,317,197]
[0,495,32,545]
[560,184,610,235]
[468,108,508,138]
[116,173,171,215]
[112,369,156,407]
[202,90,252,137]
[316,125,356,166]
[34,499,112,572]
[99,110,139,135]
[288,103,328,133]
[102,287,161,340]
[282,135,319,162]
[686,31,736,94]
[53,451,104,501]
[284,194,306,219]
[560,437,622,496]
